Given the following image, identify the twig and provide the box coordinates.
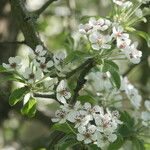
[70,58,95,104]
[34,93,56,99]
[0,41,26,45]
[34,0,57,16]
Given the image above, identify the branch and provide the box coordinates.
[34,93,56,99]
[10,0,53,57]
[34,0,57,16]
[70,58,95,104]
[0,41,26,45]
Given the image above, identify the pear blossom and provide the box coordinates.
[23,67,43,83]
[67,110,92,128]
[96,131,117,148]
[121,77,142,109]
[141,111,150,126]
[89,32,112,50]
[83,102,102,118]
[77,124,97,144]
[113,0,132,8]
[51,108,68,124]
[112,26,129,41]
[89,18,111,31]
[145,100,150,111]
[53,50,67,66]
[29,45,47,59]
[56,80,71,104]
[79,23,93,34]
[34,57,53,72]
[3,56,22,71]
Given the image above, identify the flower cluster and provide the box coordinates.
[2,45,68,84]
[85,71,142,110]
[52,101,122,148]
[79,17,142,64]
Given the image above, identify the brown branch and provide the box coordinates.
[70,58,95,104]
[10,0,53,57]
[0,41,26,45]
[34,0,57,16]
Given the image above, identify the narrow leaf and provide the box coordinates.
[9,86,29,106]
[21,97,37,117]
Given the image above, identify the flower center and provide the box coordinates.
[10,63,17,68]
[29,73,35,79]
[40,63,46,69]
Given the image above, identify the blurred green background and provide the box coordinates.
[0,0,150,149]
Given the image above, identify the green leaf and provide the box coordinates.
[78,95,97,105]
[102,60,121,89]
[134,30,150,47]
[52,123,75,134]
[110,69,121,89]
[89,144,101,150]
[108,135,124,150]
[119,111,135,137]
[103,60,119,71]
[132,138,145,150]
[0,75,25,84]
[9,86,29,106]
[0,65,7,72]
[59,140,79,150]
[21,97,37,117]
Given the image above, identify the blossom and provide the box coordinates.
[89,18,111,31]
[67,110,92,128]
[23,67,43,83]
[29,45,47,59]
[3,56,22,71]
[145,100,150,111]
[79,23,93,34]
[112,26,129,41]
[113,0,132,8]
[96,131,117,148]
[34,57,53,72]
[89,32,111,50]
[83,102,102,118]
[121,77,142,109]
[53,50,67,66]
[141,111,150,126]
[51,108,68,124]
[56,80,71,104]
[77,124,97,144]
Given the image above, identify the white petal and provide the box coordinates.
[77,134,84,141]
[108,134,117,142]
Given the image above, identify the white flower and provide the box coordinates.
[135,9,143,18]
[53,50,67,66]
[3,56,22,71]
[145,100,150,112]
[79,23,93,34]
[127,49,142,64]
[67,110,92,128]
[89,32,111,50]
[112,26,129,41]
[117,38,131,50]
[141,111,150,126]
[89,18,111,31]
[121,77,142,109]
[113,0,132,8]
[23,67,43,83]
[34,57,53,72]
[83,102,102,118]
[56,80,71,104]
[77,124,97,144]
[51,108,68,124]
[29,45,47,60]
[95,131,117,148]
